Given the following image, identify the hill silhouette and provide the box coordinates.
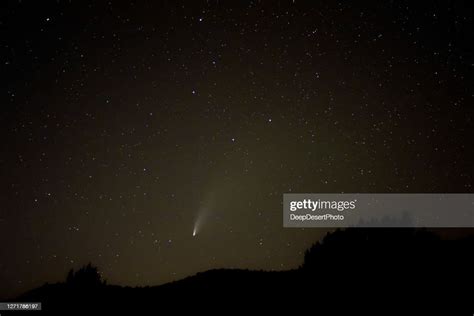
[11,228,474,314]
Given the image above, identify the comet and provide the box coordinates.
[192,191,215,238]
[192,215,202,237]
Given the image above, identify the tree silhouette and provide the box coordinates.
[65,263,105,288]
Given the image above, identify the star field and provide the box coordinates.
[0,1,472,298]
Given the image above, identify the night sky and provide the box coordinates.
[1,1,472,298]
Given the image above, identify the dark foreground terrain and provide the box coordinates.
[8,228,474,314]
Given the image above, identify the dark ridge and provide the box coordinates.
[12,228,474,314]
